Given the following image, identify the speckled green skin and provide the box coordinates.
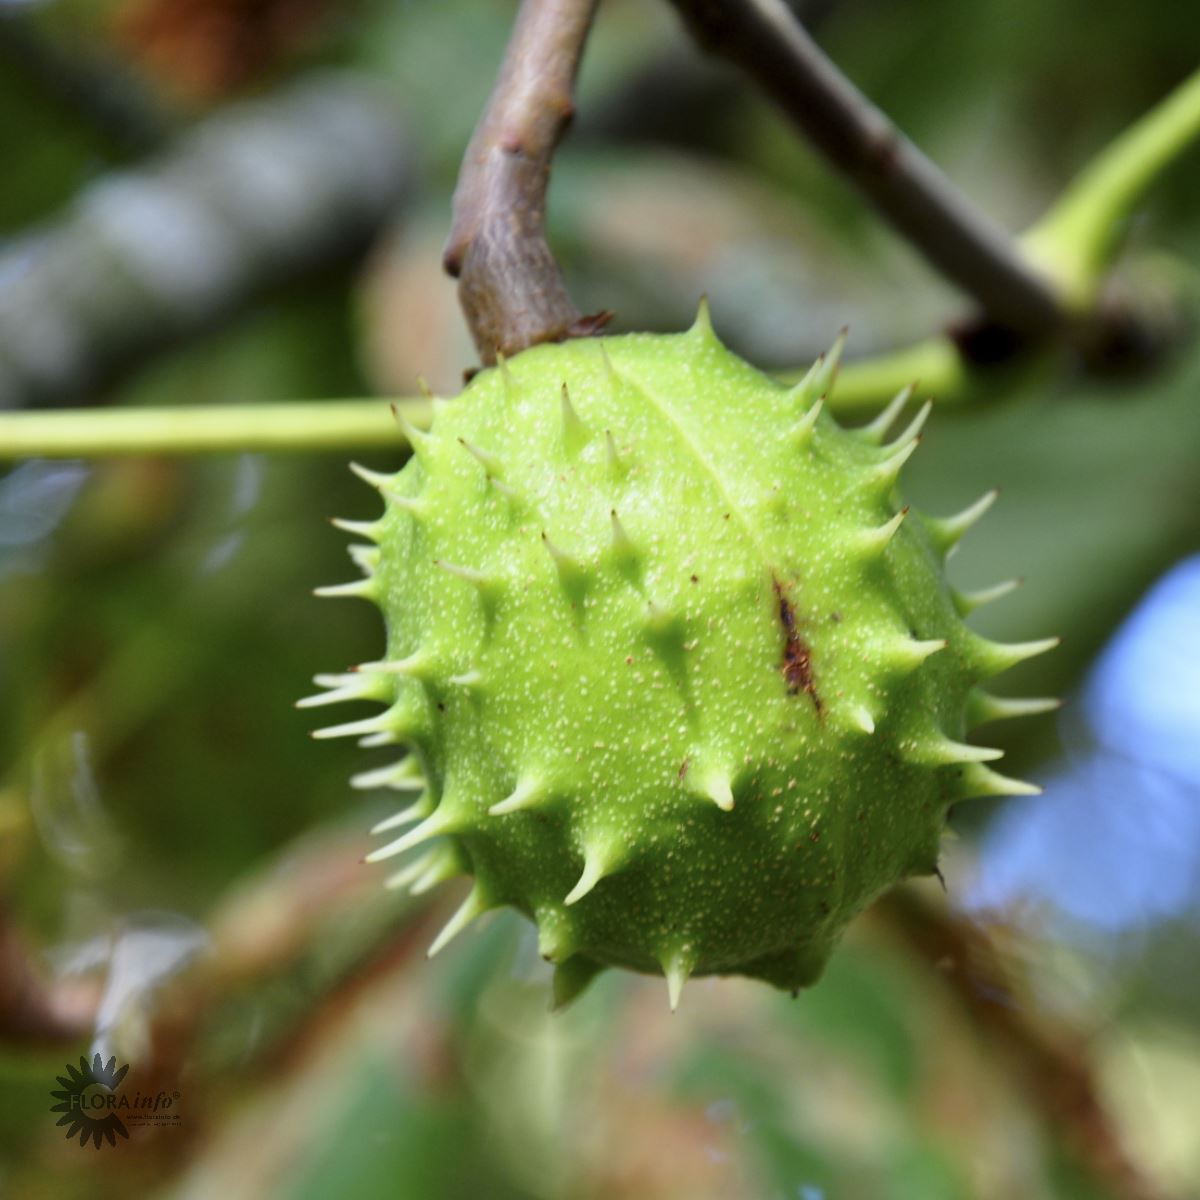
[312,318,1054,1006]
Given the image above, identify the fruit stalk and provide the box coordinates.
[443,0,599,363]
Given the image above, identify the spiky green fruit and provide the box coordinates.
[307,311,1057,1008]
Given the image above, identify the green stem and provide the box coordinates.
[800,334,1057,416]
[1023,66,1200,307]
[812,337,967,415]
[0,399,428,460]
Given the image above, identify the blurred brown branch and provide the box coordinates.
[666,0,1066,340]
[444,0,601,365]
[878,889,1176,1200]
[0,73,414,409]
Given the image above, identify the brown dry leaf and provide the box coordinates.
[113,0,338,102]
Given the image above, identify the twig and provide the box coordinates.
[803,65,1200,411]
[666,0,1064,337]
[444,0,600,364]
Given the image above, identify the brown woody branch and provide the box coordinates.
[667,0,1066,339]
[444,0,600,364]
[877,889,1174,1200]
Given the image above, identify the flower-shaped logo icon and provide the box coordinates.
[49,1053,131,1149]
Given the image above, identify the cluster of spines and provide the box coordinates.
[303,311,1059,1004]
